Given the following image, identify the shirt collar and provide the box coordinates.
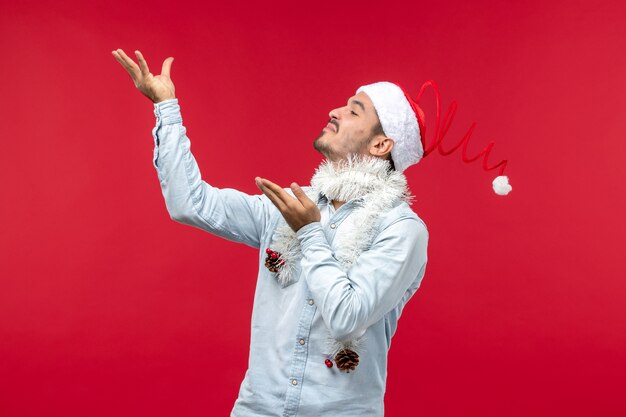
[316,193,365,206]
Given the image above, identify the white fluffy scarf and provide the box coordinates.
[268,154,412,361]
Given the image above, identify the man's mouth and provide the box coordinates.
[324,120,338,133]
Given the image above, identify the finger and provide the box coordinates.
[112,52,139,84]
[114,49,139,70]
[256,177,286,205]
[290,183,313,207]
[134,50,151,77]
[161,57,174,78]
[259,178,297,207]
[115,49,141,74]
[255,177,288,212]
[112,50,132,72]
[112,49,141,81]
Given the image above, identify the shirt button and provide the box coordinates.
[330,223,337,229]
[299,339,305,345]
[308,299,314,305]
[291,379,298,386]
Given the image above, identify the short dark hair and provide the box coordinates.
[388,155,396,171]
[371,119,385,137]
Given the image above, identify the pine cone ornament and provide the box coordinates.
[334,348,359,373]
[264,248,285,273]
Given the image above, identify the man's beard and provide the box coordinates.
[313,130,373,163]
[313,131,338,160]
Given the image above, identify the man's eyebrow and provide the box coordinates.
[349,99,366,112]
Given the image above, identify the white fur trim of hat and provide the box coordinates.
[357,81,423,173]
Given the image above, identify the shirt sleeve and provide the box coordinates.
[295,217,428,342]
[151,98,270,248]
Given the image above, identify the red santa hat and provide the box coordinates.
[356,80,512,196]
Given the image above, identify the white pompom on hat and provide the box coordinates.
[356,80,512,196]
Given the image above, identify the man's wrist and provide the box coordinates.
[154,96,177,104]
[296,221,321,236]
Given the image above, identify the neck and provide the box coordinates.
[332,200,345,210]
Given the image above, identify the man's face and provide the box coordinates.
[314,91,383,161]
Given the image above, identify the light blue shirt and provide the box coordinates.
[151,99,429,417]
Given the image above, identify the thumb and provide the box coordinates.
[161,57,174,77]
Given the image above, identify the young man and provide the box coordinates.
[112,48,429,417]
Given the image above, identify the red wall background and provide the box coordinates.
[1,0,625,416]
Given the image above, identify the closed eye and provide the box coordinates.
[351,110,358,116]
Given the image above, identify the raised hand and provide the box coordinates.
[111,48,176,103]
[255,178,321,232]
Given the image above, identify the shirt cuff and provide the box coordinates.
[153,98,182,125]
[296,222,327,251]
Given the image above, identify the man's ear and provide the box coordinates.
[368,135,394,158]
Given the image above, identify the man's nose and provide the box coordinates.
[328,107,342,120]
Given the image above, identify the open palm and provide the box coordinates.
[112,48,176,103]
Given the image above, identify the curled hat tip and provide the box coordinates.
[492,176,512,196]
